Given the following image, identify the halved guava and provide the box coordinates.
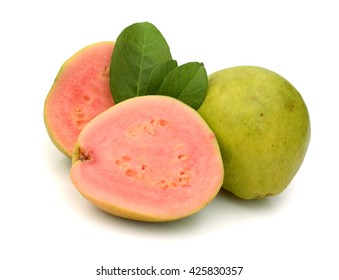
[44,41,115,157]
[70,95,224,222]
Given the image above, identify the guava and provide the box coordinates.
[70,95,224,222]
[44,41,115,157]
[198,66,311,199]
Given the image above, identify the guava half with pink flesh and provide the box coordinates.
[44,41,115,157]
[70,95,224,222]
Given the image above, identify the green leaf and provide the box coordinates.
[144,60,178,95]
[109,22,172,103]
[156,62,208,109]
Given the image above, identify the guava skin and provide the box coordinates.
[198,66,311,199]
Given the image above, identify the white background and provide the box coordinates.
[1,0,338,279]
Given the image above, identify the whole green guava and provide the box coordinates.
[198,66,311,199]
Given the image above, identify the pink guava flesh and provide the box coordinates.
[70,96,224,222]
[44,42,115,157]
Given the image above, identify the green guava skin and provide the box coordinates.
[198,66,311,199]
